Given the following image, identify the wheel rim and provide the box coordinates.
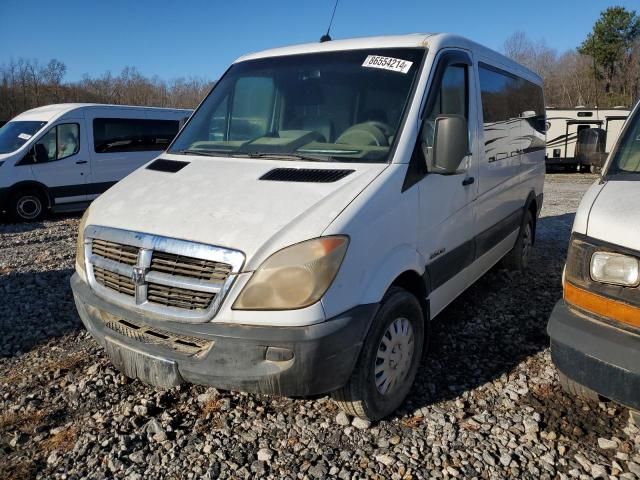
[374,317,415,395]
[17,195,42,220]
[521,223,532,264]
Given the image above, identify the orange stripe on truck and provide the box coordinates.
[564,281,640,329]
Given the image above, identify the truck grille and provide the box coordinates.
[94,266,135,296]
[147,283,216,310]
[92,239,138,266]
[150,251,233,282]
[85,227,244,323]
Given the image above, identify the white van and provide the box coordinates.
[0,104,192,221]
[71,34,545,420]
[548,100,640,424]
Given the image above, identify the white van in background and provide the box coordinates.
[0,104,192,221]
[71,34,545,420]
[548,100,640,425]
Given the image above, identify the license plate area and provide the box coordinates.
[105,336,183,388]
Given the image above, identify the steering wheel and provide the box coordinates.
[336,121,394,147]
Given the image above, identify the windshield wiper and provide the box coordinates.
[176,149,227,157]
[236,152,334,162]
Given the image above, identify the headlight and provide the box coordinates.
[75,208,90,280]
[233,236,349,310]
[590,251,640,287]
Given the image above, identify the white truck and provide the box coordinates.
[71,33,545,420]
[0,104,192,221]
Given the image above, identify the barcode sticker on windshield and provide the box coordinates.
[18,133,32,140]
[362,55,413,74]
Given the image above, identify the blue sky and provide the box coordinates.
[1,0,638,82]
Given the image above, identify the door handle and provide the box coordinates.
[462,176,475,186]
[75,160,88,164]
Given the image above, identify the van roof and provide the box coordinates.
[13,103,192,122]
[235,33,542,84]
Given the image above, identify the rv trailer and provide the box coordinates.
[545,107,629,172]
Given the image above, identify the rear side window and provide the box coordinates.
[93,118,180,153]
[478,64,545,160]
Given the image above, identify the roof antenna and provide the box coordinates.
[320,0,339,42]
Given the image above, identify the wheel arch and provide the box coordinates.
[7,181,52,209]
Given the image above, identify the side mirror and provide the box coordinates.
[431,114,469,174]
[33,143,50,163]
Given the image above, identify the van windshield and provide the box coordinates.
[169,48,425,163]
[0,121,47,154]
[606,107,640,176]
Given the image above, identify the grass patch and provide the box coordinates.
[0,410,46,434]
[41,426,78,453]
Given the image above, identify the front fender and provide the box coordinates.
[359,243,426,305]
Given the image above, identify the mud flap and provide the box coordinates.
[105,336,183,388]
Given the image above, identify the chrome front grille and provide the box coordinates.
[147,283,216,310]
[85,226,245,323]
[92,239,138,266]
[94,266,135,296]
[150,251,233,282]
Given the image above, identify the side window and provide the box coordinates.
[229,77,275,141]
[57,124,80,159]
[93,118,180,153]
[424,64,468,148]
[34,123,79,162]
[479,64,545,161]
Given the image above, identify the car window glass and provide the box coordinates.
[35,127,58,162]
[57,124,80,159]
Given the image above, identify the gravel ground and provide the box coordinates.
[1,173,639,480]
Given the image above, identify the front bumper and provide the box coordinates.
[71,273,378,396]
[547,300,640,410]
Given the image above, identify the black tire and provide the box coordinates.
[9,189,47,222]
[331,287,424,421]
[558,371,599,402]
[501,209,533,271]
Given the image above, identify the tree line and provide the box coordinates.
[503,6,640,109]
[1,6,639,121]
[0,59,213,121]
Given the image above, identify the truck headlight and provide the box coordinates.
[233,236,349,310]
[590,251,640,287]
[75,208,90,281]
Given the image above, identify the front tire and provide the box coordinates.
[9,189,47,222]
[331,287,424,421]
[558,371,599,402]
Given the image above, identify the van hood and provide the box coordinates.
[87,155,387,270]
[587,179,640,251]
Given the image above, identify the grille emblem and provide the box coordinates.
[131,266,146,286]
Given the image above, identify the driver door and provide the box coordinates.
[30,121,89,206]
[416,50,479,317]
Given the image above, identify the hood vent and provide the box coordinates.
[260,168,354,183]
[146,158,190,173]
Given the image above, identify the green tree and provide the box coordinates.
[579,6,640,95]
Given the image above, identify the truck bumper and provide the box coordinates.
[547,300,640,411]
[71,273,378,396]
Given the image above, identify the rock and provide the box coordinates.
[133,405,148,416]
[499,453,512,467]
[257,448,273,462]
[597,437,618,450]
[335,411,350,426]
[375,454,395,466]
[352,418,371,430]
